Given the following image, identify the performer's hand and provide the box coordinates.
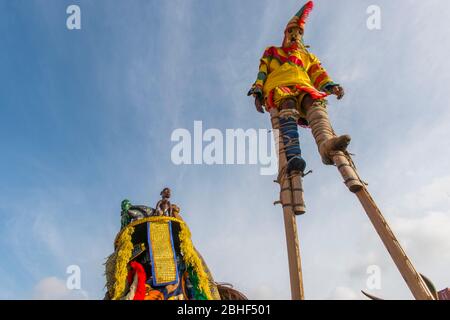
[247,87,264,113]
[332,85,345,100]
[254,97,264,113]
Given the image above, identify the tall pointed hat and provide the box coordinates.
[285,1,314,31]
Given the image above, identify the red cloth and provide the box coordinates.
[127,261,147,300]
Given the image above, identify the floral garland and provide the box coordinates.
[112,226,134,300]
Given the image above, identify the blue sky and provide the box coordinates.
[1,0,450,299]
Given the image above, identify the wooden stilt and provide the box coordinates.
[331,152,435,300]
[270,109,305,300]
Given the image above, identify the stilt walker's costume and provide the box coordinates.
[248,1,352,214]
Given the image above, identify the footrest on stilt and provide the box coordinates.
[332,153,364,193]
[290,173,306,215]
[279,173,306,216]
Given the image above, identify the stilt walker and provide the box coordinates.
[248,1,436,300]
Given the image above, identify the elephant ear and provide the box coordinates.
[216,283,248,300]
[420,274,439,300]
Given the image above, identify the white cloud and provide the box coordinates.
[249,285,274,300]
[393,212,450,257]
[395,176,450,215]
[329,286,360,300]
[32,277,88,300]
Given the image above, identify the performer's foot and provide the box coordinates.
[319,134,351,165]
[287,156,307,174]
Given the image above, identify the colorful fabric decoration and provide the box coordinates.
[127,261,147,300]
[255,46,335,102]
[147,221,179,287]
[285,1,314,32]
[144,284,165,300]
[186,266,208,300]
[283,1,314,47]
[108,216,220,300]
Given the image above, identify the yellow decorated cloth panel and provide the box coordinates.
[147,221,178,286]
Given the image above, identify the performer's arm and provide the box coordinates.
[253,54,270,90]
[248,48,272,113]
[308,53,344,99]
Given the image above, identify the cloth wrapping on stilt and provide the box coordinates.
[279,111,306,173]
[279,115,302,161]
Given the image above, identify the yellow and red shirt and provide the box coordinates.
[252,46,338,107]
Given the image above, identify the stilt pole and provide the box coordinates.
[332,152,435,300]
[270,109,305,300]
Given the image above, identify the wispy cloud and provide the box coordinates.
[32,277,88,300]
